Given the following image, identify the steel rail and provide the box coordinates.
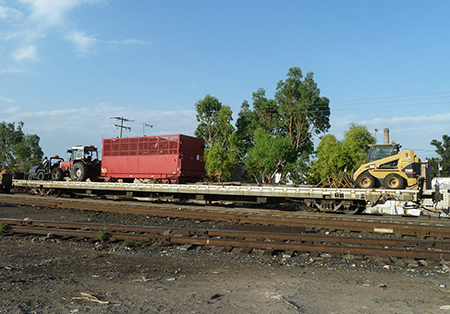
[1,195,450,239]
[2,218,450,261]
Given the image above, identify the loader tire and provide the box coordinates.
[383,173,405,189]
[70,163,88,181]
[37,171,45,181]
[355,172,375,189]
[51,167,64,181]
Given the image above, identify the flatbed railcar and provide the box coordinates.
[11,179,440,215]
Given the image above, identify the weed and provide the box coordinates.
[0,220,6,234]
[122,239,143,248]
[98,227,111,242]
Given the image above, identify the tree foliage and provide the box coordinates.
[236,67,330,183]
[194,95,237,182]
[194,67,331,184]
[309,123,374,184]
[429,135,450,177]
[0,121,43,172]
[244,129,296,183]
[275,67,330,153]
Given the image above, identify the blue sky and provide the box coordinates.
[1,0,449,161]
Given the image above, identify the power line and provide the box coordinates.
[332,91,450,104]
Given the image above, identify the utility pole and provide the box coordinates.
[143,123,153,136]
[110,117,134,138]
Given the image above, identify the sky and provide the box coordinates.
[1,0,449,161]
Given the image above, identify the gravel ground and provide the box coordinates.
[1,199,450,314]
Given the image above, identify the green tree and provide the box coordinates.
[237,67,331,183]
[194,95,237,182]
[252,88,279,134]
[275,67,331,153]
[309,123,374,184]
[194,94,223,149]
[429,135,450,177]
[309,134,341,183]
[340,123,375,171]
[244,129,296,183]
[0,121,43,172]
[232,100,254,163]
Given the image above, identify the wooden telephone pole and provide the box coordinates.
[110,117,134,138]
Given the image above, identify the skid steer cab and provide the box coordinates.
[27,156,65,181]
[353,142,421,189]
[57,145,101,181]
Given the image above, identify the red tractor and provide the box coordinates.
[55,145,101,181]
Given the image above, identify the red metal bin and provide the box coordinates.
[101,134,205,182]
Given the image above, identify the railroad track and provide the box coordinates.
[2,218,450,261]
[1,194,450,239]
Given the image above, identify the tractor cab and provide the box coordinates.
[67,145,99,162]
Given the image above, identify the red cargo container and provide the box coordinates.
[101,134,205,182]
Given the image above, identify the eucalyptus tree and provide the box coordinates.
[194,95,237,181]
[0,121,43,172]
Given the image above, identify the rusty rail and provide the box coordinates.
[2,218,450,261]
[1,195,450,239]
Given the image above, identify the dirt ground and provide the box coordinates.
[1,200,450,313]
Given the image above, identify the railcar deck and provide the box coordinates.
[12,179,428,205]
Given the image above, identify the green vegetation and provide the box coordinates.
[98,227,111,242]
[122,239,143,248]
[0,121,43,172]
[194,67,331,184]
[429,134,450,177]
[0,220,6,234]
[194,95,237,182]
[308,123,375,184]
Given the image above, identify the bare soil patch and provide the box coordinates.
[1,201,450,313]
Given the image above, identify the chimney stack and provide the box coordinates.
[384,128,390,144]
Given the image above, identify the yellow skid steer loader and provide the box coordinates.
[353,142,421,189]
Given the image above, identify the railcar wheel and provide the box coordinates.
[383,174,405,189]
[342,206,363,215]
[70,163,88,181]
[51,167,64,181]
[355,172,375,189]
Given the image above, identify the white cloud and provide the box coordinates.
[0,67,24,74]
[327,112,450,159]
[0,96,16,103]
[18,0,102,27]
[109,39,152,46]
[12,44,38,62]
[0,4,24,20]
[1,0,105,68]
[2,103,198,156]
[66,30,98,55]
[4,101,447,159]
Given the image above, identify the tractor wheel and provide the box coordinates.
[51,167,64,181]
[355,172,375,189]
[383,173,405,189]
[37,172,45,181]
[70,163,88,181]
[27,174,34,180]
